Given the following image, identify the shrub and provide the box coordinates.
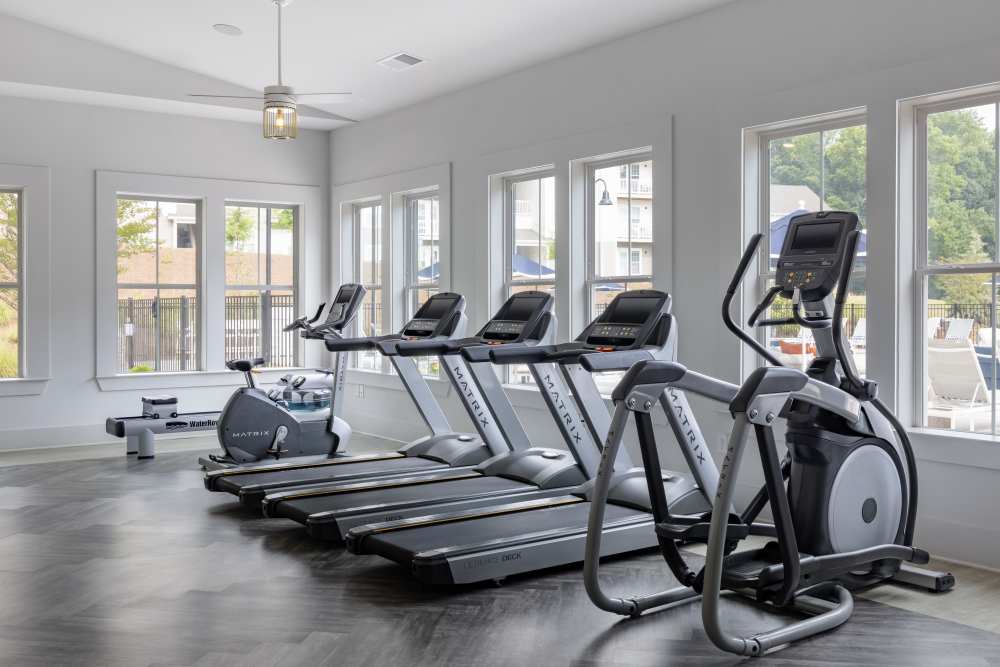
[0,345,17,378]
[129,364,155,373]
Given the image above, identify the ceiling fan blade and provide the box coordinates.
[322,111,359,123]
[295,92,352,96]
[295,93,352,104]
[188,94,266,100]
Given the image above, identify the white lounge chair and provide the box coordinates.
[849,318,866,350]
[977,327,999,348]
[943,317,974,341]
[927,316,942,339]
[926,339,992,432]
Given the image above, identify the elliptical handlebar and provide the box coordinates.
[724,234,783,367]
[832,230,867,392]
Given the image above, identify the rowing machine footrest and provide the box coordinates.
[655,513,749,543]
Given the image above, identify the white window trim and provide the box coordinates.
[330,162,452,387]
[403,191,440,320]
[585,151,655,318]
[504,170,557,295]
[223,202,300,368]
[904,86,1000,437]
[96,171,321,391]
[740,108,867,379]
[352,200,387,373]
[0,163,51,397]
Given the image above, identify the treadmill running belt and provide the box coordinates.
[214,456,444,496]
[359,501,645,566]
[271,476,534,525]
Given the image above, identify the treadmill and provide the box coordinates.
[205,292,496,507]
[261,291,595,541]
[346,290,738,585]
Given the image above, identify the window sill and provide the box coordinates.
[96,368,306,392]
[0,377,51,397]
[906,427,1000,472]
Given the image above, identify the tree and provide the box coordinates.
[0,192,17,314]
[116,199,157,277]
[226,206,256,246]
[272,208,294,231]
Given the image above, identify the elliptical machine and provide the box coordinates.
[205,283,366,468]
[586,211,953,657]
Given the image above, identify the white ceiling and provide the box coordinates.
[0,0,737,125]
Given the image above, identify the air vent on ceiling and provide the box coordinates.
[378,52,424,71]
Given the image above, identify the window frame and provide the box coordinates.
[503,170,557,297]
[352,199,387,372]
[585,153,654,317]
[913,93,1000,433]
[404,191,440,319]
[745,111,868,373]
[223,202,300,369]
[0,189,22,378]
[115,195,203,374]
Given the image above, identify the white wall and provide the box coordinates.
[329,0,1000,568]
[0,95,329,448]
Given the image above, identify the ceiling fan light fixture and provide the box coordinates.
[264,99,297,139]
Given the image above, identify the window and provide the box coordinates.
[917,99,1000,435]
[589,157,654,321]
[504,173,555,385]
[224,204,298,368]
[0,191,20,378]
[354,201,384,371]
[405,193,440,377]
[116,198,200,373]
[756,119,867,374]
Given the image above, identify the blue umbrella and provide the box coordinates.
[770,209,867,259]
[511,253,556,278]
[416,262,441,280]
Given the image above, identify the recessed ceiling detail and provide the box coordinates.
[212,23,243,37]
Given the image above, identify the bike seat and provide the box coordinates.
[226,357,266,372]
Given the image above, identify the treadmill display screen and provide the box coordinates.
[415,295,460,321]
[790,222,840,253]
[499,296,546,322]
[604,296,661,325]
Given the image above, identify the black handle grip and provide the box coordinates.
[394,339,457,357]
[488,345,551,365]
[579,349,654,372]
[609,360,688,402]
[324,336,378,353]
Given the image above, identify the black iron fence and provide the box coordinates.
[117,294,298,373]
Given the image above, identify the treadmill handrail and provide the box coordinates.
[394,337,483,357]
[488,342,589,365]
[578,349,655,373]
[324,332,405,353]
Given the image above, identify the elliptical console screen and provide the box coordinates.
[499,296,546,322]
[790,222,841,254]
[326,286,357,322]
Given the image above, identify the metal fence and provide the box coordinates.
[117,294,298,373]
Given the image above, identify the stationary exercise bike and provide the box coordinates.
[588,211,953,656]
[207,283,366,467]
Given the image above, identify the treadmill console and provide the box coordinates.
[580,290,671,349]
[776,211,858,302]
[401,293,465,339]
[478,291,553,343]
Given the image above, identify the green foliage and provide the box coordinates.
[226,207,256,246]
[0,298,15,328]
[116,199,158,276]
[128,364,154,373]
[0,344,16,378]
[272,208,294,231]
[0,193,18,312]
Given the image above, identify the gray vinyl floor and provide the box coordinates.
[0,435,998,666]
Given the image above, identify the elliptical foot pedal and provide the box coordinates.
[655,513,749,544]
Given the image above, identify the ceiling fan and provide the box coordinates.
[189,0,357,139]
